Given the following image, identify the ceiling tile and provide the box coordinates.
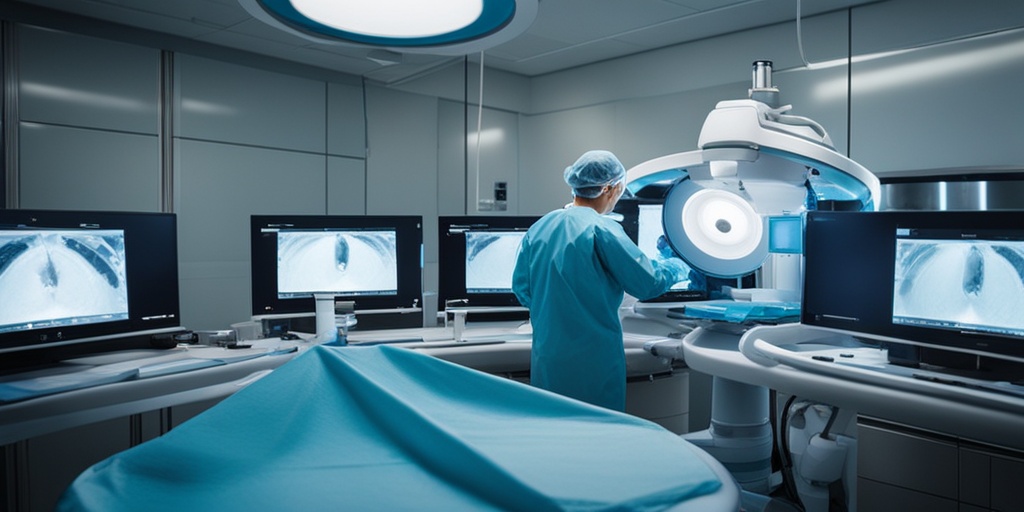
[529,0,697,45]
[487,32,574,62]
[228,17,315,46]
[614,6,774,47]
[499,38,649,76]
[662,0,752,12]
[194,26,300,56]
[8,0,882,78]
[91,0,249,28]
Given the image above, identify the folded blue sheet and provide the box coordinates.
[59,345,722,511]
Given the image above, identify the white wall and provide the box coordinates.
[848,5,1024,172]
[17,25,161,212]
[173,54,343,329]
[11,25,372,331]
[515,0,1024,216]
[515,10,852,215]
[7,0,1024,332]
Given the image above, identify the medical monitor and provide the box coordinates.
[0,209,181,367]
[803,210,1024,361]
[0,227,128,334]
[250,215,422,317]
[615,197,751,302]
[437,216,539,309]
[892,227,1024,339]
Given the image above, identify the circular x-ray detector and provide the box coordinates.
[663,179,768,278]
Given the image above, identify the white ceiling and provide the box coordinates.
[10,0,879,83]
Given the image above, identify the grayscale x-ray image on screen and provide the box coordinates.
[892,236,1024,338]
[0,229,129,334]
[277,230,398,297]
[638,204,695,290]
[465,231,524,293]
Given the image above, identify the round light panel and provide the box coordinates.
[663,178,769,278]
[291,0,483,39]
[241,0,538,55]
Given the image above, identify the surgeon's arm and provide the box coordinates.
[511,236,532,308]
[595,222,687,300]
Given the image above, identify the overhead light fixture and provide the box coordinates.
[239,0,538,56]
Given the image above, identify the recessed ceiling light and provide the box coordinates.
[239,0,538,56]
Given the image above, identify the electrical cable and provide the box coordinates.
[463,56,469,214]
[474,51,485,211]
[819,405,841,440]
[769,390,782,473]
[796,0,811,68]
[820,408,848,512]
[779,395,806,511]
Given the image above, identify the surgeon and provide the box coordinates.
[512,150,690,411]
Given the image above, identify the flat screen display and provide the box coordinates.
[437,216,539,309]
[892,229,1024,339]
[803,210,1024,361]
[0,228,128,334]
[251,215,422,317]
[464,230,525,294]
[0,209,181,365]
[637,204,698,293]
[276,229,398,298]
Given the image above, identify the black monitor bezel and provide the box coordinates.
[437,215,539,310]
[802,210,1024,361]
[250,215,423,317]
[0,209,181,360]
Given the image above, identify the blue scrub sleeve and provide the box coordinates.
[594,219,681,300]
[511,236,532,308]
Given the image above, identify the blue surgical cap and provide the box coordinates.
[564,150,626,198]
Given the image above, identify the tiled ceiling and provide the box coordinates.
[8,0,879,83]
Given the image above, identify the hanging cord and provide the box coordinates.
[779,395,807,511]
[819,405,841,439]
[474,51,485,210]
[796,0,811,68]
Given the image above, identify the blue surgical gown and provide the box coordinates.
[512,206,684,411]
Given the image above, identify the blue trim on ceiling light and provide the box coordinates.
[257,0,516,47]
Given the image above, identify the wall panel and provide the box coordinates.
[327,82,365,158]
[365,86,438,294]
[527,11,849,115]
[327,156,366,215]
[174,139,326,330]
[518,105,616,215]
[438,99,468,217]
[466,106,519,215]
[175,54,326,153]
[18,25,159,134]
[19,123,160,211]
[850,0,1024,56]
[849,28,1024,173]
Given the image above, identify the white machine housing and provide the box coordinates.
[623,61,881,512]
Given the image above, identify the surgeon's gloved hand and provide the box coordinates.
[687,268,707,293]
[654,255,691,285]
[656,235,675,260]
[654,235,693,285]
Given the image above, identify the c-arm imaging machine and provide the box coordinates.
[624,61,880,512]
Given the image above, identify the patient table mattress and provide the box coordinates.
[59,345,723,511]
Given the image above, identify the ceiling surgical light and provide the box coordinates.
[239,0,538,56]
[626,60,880,279]
[682,188,763,261]
[291,0,483,39]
